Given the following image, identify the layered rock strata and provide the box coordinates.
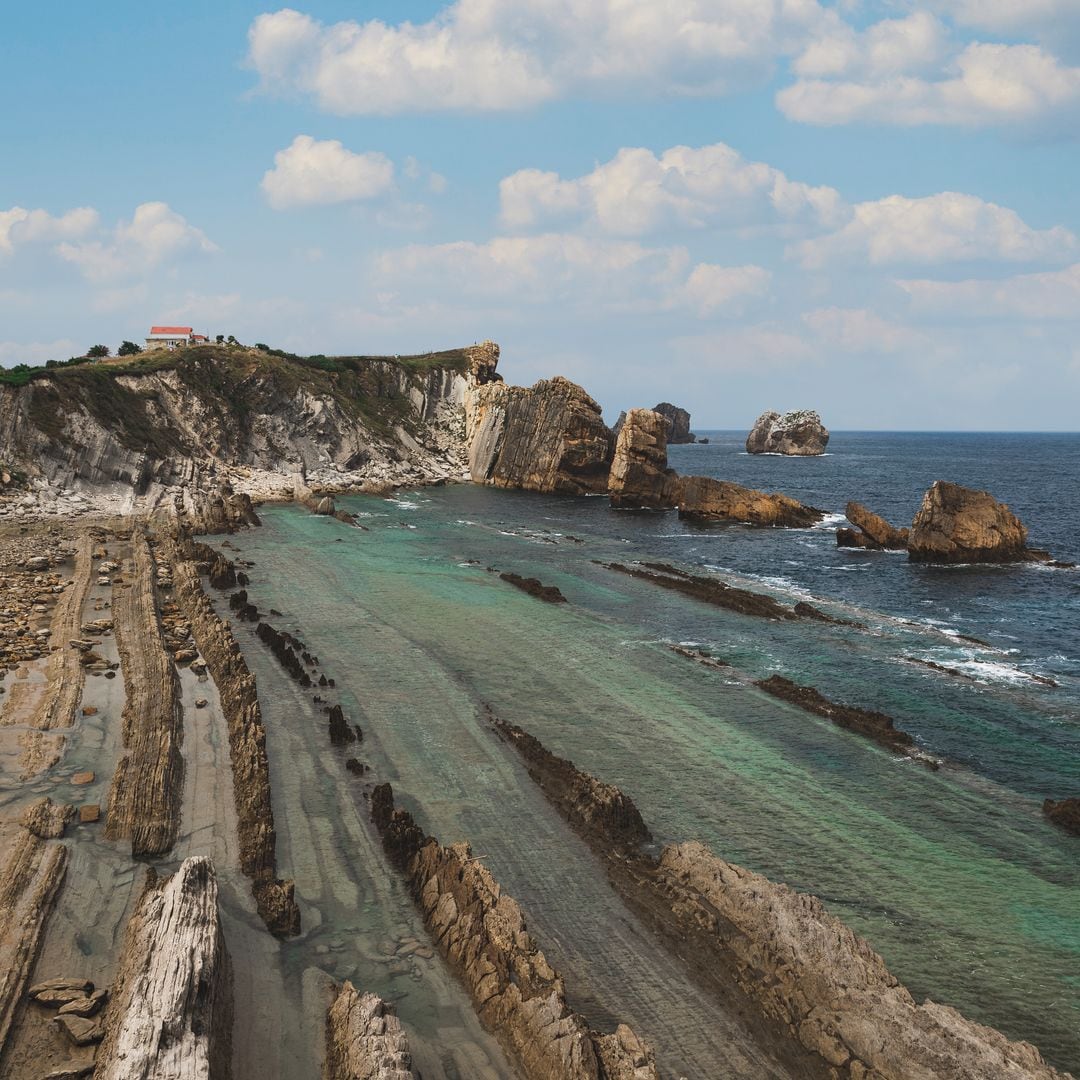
[493,721,1070,1080]
[466,377,614,495]
[677,476,823,527]
[651,403,694,444]
[95,857,233,1080]
[608,410,678,510]
[838,501,909,550]
[0,828,68,1050]
[105,532,184,857]
[909,481,1031,564]
[168,537,300,936]
[325,983,416,1080]
[746,410,829,455]
[369,784,657,1080]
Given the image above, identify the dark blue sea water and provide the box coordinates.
[221,431,1080,1078]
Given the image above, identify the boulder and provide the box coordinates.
[608,409,679,510]
[909,481,1029,564]
[466,376,614,495]
[746,410,829,456]
[677,476,823,528]
[53,1014,104,1046]
[840,501,909,550]
[652,402,694,444]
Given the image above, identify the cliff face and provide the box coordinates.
[466,376,614,495]
[0,345,483,515]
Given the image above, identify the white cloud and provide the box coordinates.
[669,325,816,373]
[791,192,1076,267]
[375,233,769,317]
[247,2,836,115]
[56,202,216,282]
[933,0,1080,37]
[793,12,949,79]
[0,206,98,254]
[261,135,395,209]
[899,262,1080,319]
[779,39,1080,126]
[802,306,926,351]
[500,143,846,235]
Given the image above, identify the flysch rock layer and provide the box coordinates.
[166,535,300,937]
[0,827,68,1050]
[466,377,614,495]
[608,409,678,510]
[838,501,910,550]
[105,531,184,857]
[909,481,1029,564]
[95,856,232,1080]
[370,784,657,1080]
[325,983,416,1080]
[746,410,829,456]
[649,842,1072,1080]
[677,476,824,528]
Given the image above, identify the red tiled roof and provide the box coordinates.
[148,325,193,336]
[191,334,209,342]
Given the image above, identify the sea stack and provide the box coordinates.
[908,481,1030,563]
[652,402,694,444]
[608,408,679,509]
[746,410,829,456]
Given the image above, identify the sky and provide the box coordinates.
[3,1,1080,430]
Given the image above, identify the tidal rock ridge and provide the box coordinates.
[678,476,823,527]
[838,501,909,550]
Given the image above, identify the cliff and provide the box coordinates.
[0,344,486,517]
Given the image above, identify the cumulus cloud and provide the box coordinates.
[376,233,769,317]
[802,306,926,352]
[779,38,1080,127]
[0,206,98,254]
[898,262,1080,319]
[792,12,949,80]
[932,0,1080,38]
[500,143,846,235]
[247,2,836,114]
[790,192,1076,267]
[261,135,395,209]
[57,202,216,281]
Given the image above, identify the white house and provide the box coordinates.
[144,326,209,351]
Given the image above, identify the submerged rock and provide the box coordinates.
[1043,797,1080,836]
[608,409,679,510]
[746,410,829,456]
[677,476,823,528]
[498,571,568,603]
[652,402,694,444]
[909,481,1029,563]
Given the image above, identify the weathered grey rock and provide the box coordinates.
[746,410,829,456]
[466,377,614,495]
[325,983,416,1079]
[677,476,823,527]
[909,481,1030,563]
[608,409,678,510]
[652,402,694,444]
[94,857,232,1080]
[53,1014,104,1046]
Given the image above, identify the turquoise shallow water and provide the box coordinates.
[223,453,1080,1076]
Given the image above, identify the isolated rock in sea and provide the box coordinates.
[652,402,694,444]
[838,501,909,550]
[677,476,823,527]
[326,983,416,1080]
[746,410,829,456]
[1043,797,1080,836]
[466,376,614,495]
[94,857,232,1080]
[608,409,679,510]
[909,481,1029,563]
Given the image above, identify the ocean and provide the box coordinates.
[218,431,1080,1078]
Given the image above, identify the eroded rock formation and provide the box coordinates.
[838,501,909,550]
[746,410,829,456]
[677,476,823,527]
[608,409,678,510]
[168,537,300,936]
[466,377,614,495]
[909,481,1030,564]
[325,983,416,1080]
[370,784,657,1080]
[651,403,694,444]
[95,857,232,1080]
[105,532,184,857]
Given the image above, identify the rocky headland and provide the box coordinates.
[746,410,829,456]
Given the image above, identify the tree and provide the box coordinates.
[226,335,238,346]
[117,340,141,357]
[215,334,224,344]
[87,344,109,358]
[255,342,269,352]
